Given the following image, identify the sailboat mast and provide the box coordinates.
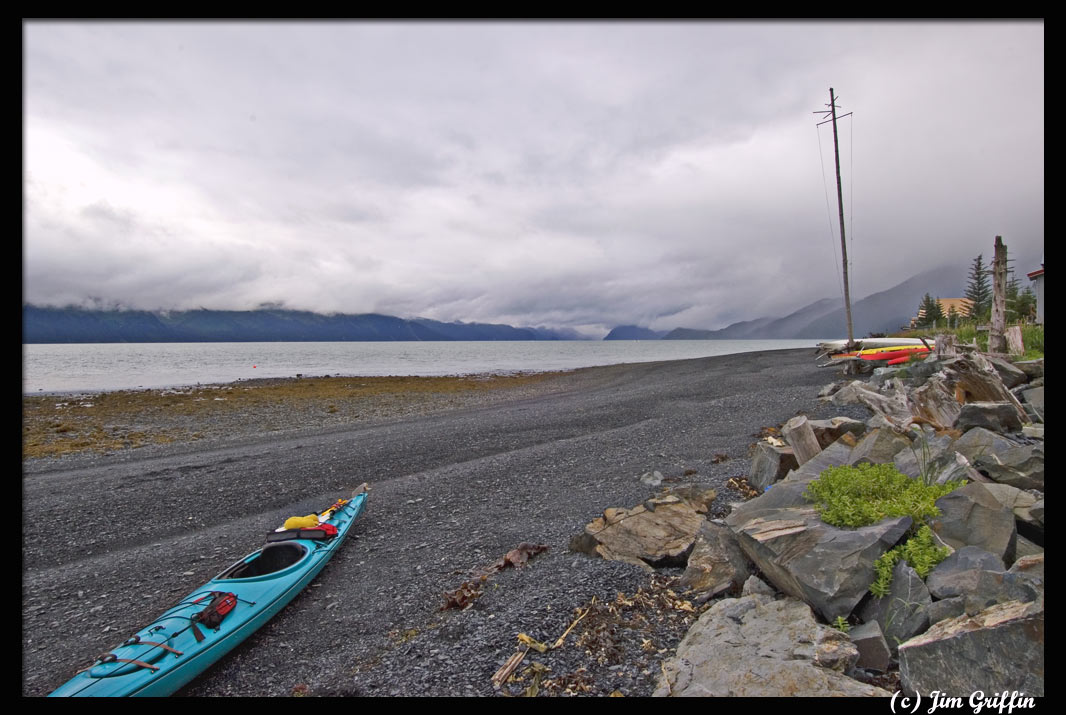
[829,87,854,348]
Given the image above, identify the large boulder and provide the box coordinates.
[952,428,1044,491]
[953,401,1025,433]
[654,594,889,697]
[1012,359,1043,382]
[726,499,912,621]
[929,483,1017,566]
[569,490,714,570]
[898,599,1044,697]
[783,440,854,482]
[925,546,1038,612]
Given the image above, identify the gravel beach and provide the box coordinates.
[23,348,868,697]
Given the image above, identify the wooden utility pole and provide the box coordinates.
[989,235,1008,354]
[815,88,855,349]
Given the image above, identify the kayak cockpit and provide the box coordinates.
[217,542,310,580]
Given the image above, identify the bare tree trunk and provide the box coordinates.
[989,236,1008,355]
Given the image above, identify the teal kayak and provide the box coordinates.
[49,486,369,697]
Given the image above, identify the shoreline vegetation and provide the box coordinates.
[22,371,573,460]
[891,323,1043,361]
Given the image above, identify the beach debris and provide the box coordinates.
[711,453,730,463]
[517,633,549,653]
[725,477,760,499]
[491,649,528,688]
[493,543,549,571]
[441,543,549,611]
[440,576,486,611]
[552,599,594,649]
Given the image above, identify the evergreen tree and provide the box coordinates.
[1016,286,1037,322]
[964,254,992,320]
[1005,268,1022,322]
[917,293,943,327]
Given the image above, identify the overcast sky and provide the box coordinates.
[23,21,1044,336]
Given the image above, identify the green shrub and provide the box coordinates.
[804,463,963,598]
[870,525,951,597]
[803,463,962,528]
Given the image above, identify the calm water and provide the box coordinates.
[22,340,824,394]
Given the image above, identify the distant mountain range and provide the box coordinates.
[21,265,966,344]
[616,265,965,341]
[21,306,585,343]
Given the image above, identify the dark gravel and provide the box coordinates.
[22,348,870,697]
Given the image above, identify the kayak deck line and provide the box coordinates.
[49,485,369,697]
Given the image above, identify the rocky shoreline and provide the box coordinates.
[22,348,1043,697]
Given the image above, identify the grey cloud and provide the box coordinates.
[23,21,1044,336]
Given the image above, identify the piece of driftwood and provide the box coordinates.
[1006,326,1024,356]
[491,648,528,688]
[781,415,822,466]
[934,333,958,360]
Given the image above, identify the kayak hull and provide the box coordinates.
[49,490,367,697]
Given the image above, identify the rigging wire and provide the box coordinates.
[816,123,845,302]
[847,113,855,295]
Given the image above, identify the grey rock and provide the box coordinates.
[953,401,1025,433]
[951,428,1044,490]
[740,574,777,597]
[849,621,891,672]
[726,502,912,621]
[1022,424,1044,439]
[808,417,867,448]
[678,520,752,603]
[849,428,913,466]
[927,597,966,625]
[747,442,798,491]
[1013,534,1043,560]
[927,545,1005,587]
[893,428,954,480]
[640,470,663,487]
[972,442,1044,492]
[930,451,989,485]
[1011,359,1043,381]
[898,600,1044,697]
[655,595,887,697]
[1021,386,1043,422]
[930,483,1017,565]
[818,381,847,399]
[1007,553,1044,596]
[858,561,931,654]
[1029,499,1043,527]
[925,546,1036,609]
[783,440,854,481]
